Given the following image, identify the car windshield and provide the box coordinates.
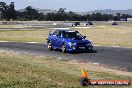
[63,31,83,39]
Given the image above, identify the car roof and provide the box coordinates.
[56,29,77,32]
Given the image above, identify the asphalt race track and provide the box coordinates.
[0,42,132,72]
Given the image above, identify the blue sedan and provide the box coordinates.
[47,30,93,53]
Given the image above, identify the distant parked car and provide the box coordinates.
[47,30,93,53]
[72,22,80,26]
[112,22,118,25]
[85,21,93,26]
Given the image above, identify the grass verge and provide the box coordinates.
[0,50,131,88]
[0,25,132,47]
[0,29,49,43]
[0,24,26,28]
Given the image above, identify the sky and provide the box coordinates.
[2,0,132,12]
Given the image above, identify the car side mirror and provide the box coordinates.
[49,31,52,35]
[83,36,86,39]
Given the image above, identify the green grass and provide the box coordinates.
[0,24,26,28]
[0,25,16,28]
[0,51,131,88]
[0,30,49,42]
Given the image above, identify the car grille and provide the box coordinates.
[77,43,86,46]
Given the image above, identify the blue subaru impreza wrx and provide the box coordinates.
[47,30,93,53]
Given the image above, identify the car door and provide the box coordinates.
[56,31,63,48]
[52,30,59,47]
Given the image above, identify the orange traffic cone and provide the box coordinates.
[80,67,91,86]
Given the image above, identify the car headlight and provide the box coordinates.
[86,43,92,46]
[68,42,76,46]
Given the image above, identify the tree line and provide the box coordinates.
[0,1,132,21]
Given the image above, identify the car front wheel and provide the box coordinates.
[62,43,66,53]
[48,42,53,50]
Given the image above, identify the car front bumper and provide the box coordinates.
[66,45,93,52]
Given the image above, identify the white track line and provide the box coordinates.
[0,41,9,42]
[27,42,40,44]
[0,41,41,44]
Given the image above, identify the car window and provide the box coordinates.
[63,32,76,38]
[63,31,83,39]
[53,30,59,36]
[76,32,83,38]
[58,31,62,36]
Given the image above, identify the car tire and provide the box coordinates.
[87,47,93,53]
[62,43,66,53]
[48,42,53,50]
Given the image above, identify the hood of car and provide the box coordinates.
[64,38,91,44]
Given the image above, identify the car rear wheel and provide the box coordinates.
[48,42,53,50]
[62,43,66,53]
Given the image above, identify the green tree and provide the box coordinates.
[56,8,67,21]
[6,2,17,20]
[0,1,8,20]
[46,13,52,21]
[67,11,77,21]
[37,13,45,21]
[0,2,16,20]
[25,6,38,20]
